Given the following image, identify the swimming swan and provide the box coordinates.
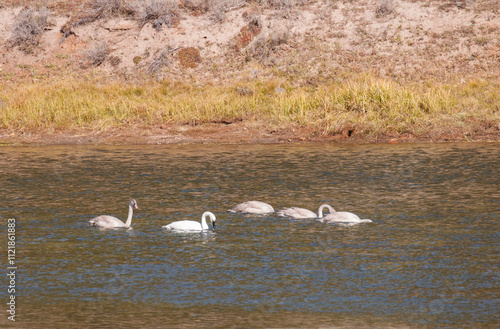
[318,209,372,224]
[89,199,138,228]
[163,211,216,231]
[228,201,274,214]
[277,204,335,219]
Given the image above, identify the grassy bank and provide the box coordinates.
[1,75,499,141]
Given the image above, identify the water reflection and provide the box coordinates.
[1,143,499,328]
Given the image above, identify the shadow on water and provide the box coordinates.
[1,143,499,328]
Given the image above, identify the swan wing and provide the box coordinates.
[228,201,274,214]
[321,212,361,223]
[277,207,316,219]
[89,215,126,228]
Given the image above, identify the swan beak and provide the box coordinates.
[212,221,216,230]
[135,205,139,210]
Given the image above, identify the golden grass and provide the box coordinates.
[1,75,499,138]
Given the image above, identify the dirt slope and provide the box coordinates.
[1,1,499,83]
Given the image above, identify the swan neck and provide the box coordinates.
[201,212,215,230]
[125,204,134,227]
[318,204,335,218]
[201,214,209,230]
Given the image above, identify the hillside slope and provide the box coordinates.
[1,0,499,82]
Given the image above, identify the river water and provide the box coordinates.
[1,143,499,328]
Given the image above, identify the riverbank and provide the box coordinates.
[1,75,499,145]
[2,121,500,145]
[1,1,499,145]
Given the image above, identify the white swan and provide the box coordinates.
[89,199,138,228]
[318,209,372,224]
[163,211,216,231]
[277,204,335,219]
[228,201,274,214]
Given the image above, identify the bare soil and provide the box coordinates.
[2,122,499,145]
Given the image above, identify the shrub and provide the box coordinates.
[234,18,262,51]
[178,47,202,68]
[61,0,135,44]
[83,41,109,67]
[10,6,50,52]
[259,0,307,11]
[149,48,172,74]
[134,0,179,30]
[210,0,227,23]
[376,0,395,17]
[245,27,289,62]
[209,0,250,23]
[179,0,210,14]
[109,55,122,66]
[86,0,134,19]
[133,56,143,65]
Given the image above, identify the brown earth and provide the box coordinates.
[1,0,499,145]
[2,122,498,145]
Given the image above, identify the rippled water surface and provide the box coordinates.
[1,143,499,328]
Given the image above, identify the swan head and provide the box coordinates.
[202,211,217,230]
[129,199,139,210]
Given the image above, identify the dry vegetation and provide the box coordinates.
[0,0,499,143]
[8,6,50,52]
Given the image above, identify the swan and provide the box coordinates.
[228,201,274,214]
[318,209,372,224]
[89,199,138,228]
[163,211,216,232]
[277,204,335,219]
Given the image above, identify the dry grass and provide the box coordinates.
[1,75,498,139]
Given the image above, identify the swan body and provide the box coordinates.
[89,199,138,228]
[277,204,335,219]
[163,211,216,231]
[319,210,372,224]
[228,201,274,214]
